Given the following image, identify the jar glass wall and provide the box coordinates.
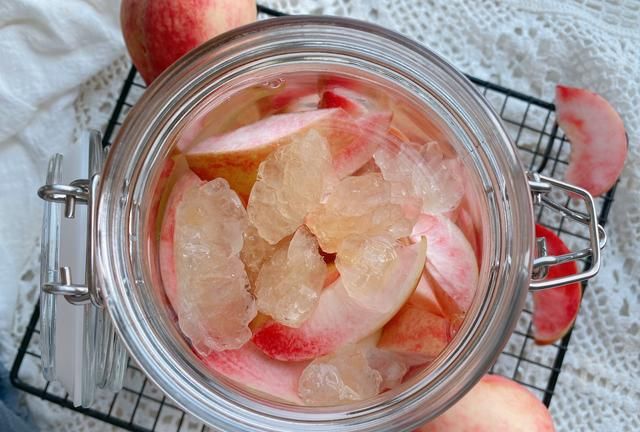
[97,17,533,431]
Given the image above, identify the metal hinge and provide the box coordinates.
[527,172,606,291]
[37,131,104,307]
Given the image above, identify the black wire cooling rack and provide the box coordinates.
[10,4,617,432]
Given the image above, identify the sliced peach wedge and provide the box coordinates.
[252,239,427,362]
[158,168,203,310]
[184,108,347,201]
[408,272,445,317]
[184,108,391,201]
[417,374,555,431]
[555,85,627,197]
[203,342,308,404]
[532,224,582,345]
[378,303,450,364]
[319,87,370,116]
[411,214,479,319]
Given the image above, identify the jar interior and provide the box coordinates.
[144,64,491,407]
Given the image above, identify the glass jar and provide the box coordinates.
[40,16,604,431]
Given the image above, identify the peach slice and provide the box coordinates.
[417,374,555,431]
[176,86,273,153]
[555,85,627,197]
[281,93,321,113]
[532,224,582,345]
[412,214,478,317]
[252,239,427,361]
[408,272,445,317]
[378,304,450,363]
[451,205,481,263]
[184,108,349,201]
[266,83,319,114]
[158,169,203,310]
[331,111,392,178]
[203,342,308,404]
[319,87,369,116]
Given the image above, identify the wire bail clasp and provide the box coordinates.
[527,172,606,291]
[37,131,105,307]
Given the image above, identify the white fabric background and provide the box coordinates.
[0,0,638,431]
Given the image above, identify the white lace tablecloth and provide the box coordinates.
[0,1,638,431]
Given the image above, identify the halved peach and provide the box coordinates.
[417,374,555,431]
[252,239,427,361]
[532,224,582,345]
[555,85,627,197]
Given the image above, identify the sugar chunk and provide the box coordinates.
[255,226,326,327]
[175,178,256,354]
[247,130,338,244]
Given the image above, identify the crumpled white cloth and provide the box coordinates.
[1,1,639,431]
[0,0,122,333]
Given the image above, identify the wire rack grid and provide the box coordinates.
[10,4,617,432]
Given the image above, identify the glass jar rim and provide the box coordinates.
[97,16,533,431]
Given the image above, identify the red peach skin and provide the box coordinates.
[252,240,427,361]
[417,374,555,431]
[378,304,450,362]
[319,88,369,116]
[204,343,307,404]
[555,85,627,197]
[159,170,203,310]
[121,0,256,84]
[532,224,582,345]
[412,214,479,318]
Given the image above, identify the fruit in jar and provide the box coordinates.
[532,224,582,345]
[411,214,479,318]
[252,239,427,361]
[159,168,203,310]
[319,87,369,116]
[555,85,627,197]
[120,0,256,84]
[331,111,392,178]
[378,304,451,363]
[176,86,273,153]
[186,109,345,203]
[155,76,502,406]
[174,178,256,354]
[408,272,445,316]
[185,108,391,204]
[204,342,308,404]
[416,374,555,431]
